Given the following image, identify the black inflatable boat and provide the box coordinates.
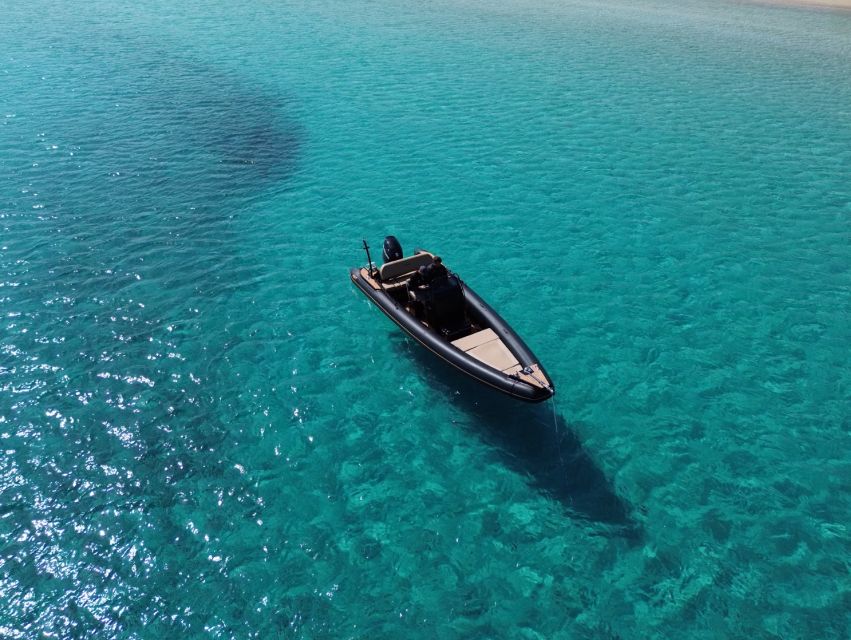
[350,236,554,403]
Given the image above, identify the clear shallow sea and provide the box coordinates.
[1,0,850,637]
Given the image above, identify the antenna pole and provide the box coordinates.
[362,239,375,276]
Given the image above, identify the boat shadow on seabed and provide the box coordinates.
[392,337,641,539]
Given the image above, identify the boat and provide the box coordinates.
[349,236,554,403]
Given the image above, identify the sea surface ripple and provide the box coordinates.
[1,0,849,638]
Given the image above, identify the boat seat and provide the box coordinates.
[379,252,434,282]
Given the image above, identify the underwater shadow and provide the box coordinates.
[391,336,639,537]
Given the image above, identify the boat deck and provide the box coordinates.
[452,328,522,374]
[452,328,550,389]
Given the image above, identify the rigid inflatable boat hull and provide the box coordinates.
[350,268,553,403]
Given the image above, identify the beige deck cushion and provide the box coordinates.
[468,339,520,371]
[379,252,434,282]
[452,328,498,351]
[452,328,520,372]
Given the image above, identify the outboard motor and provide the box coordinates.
[382,235,403,263]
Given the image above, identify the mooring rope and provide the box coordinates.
[551,396,566,468]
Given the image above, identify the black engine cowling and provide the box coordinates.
[382,235,403,263]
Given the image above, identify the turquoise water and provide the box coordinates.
[2,0,850,636]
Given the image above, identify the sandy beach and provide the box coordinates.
[756,0,851,9]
